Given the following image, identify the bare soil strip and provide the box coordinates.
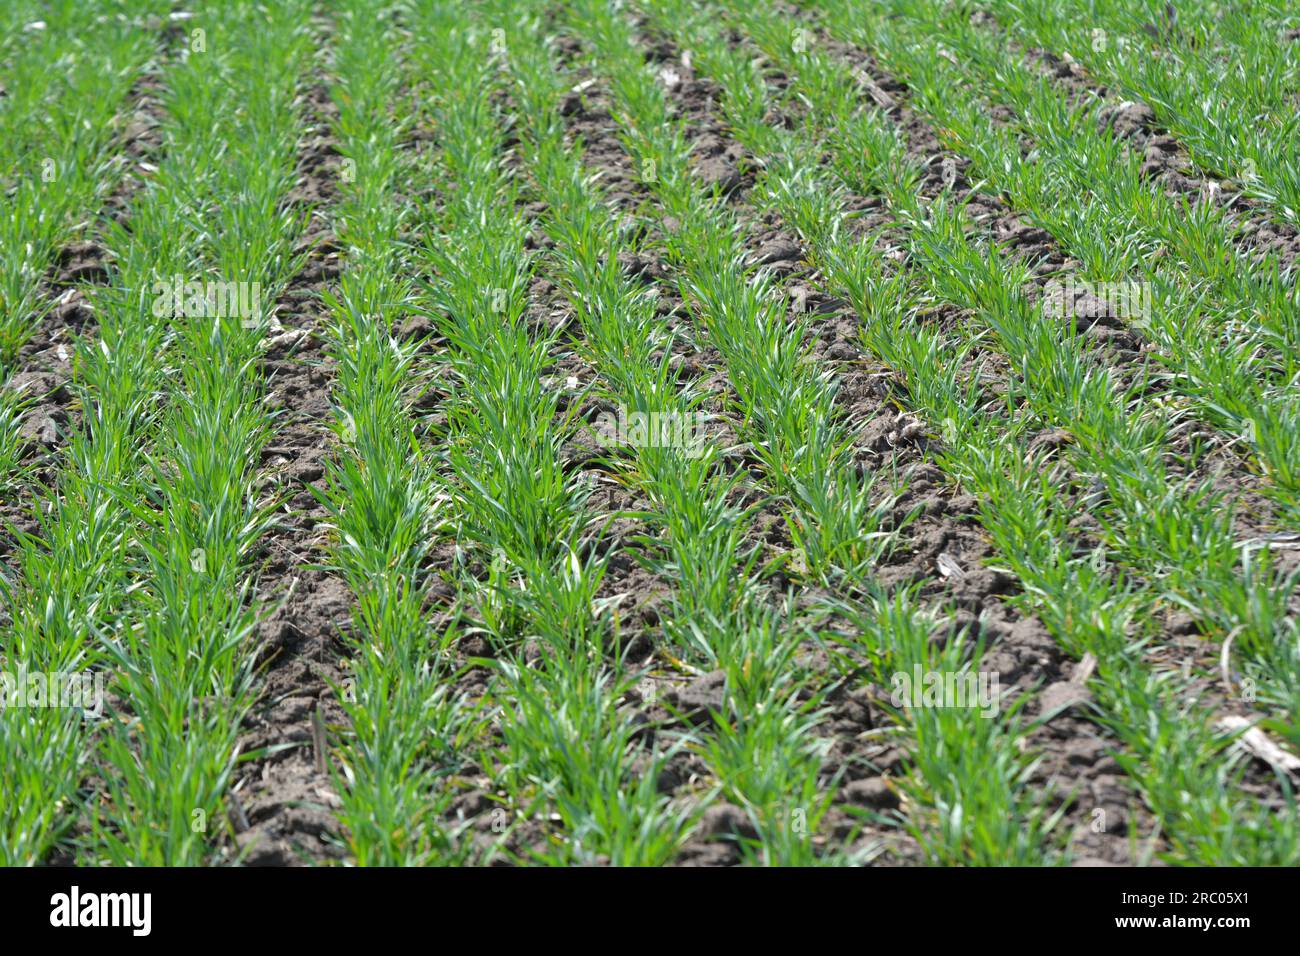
[232,83,351,866]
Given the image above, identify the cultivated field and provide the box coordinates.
[2,0,1298,866]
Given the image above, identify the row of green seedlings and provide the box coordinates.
[798,0,1300,765]
[579,0,897,589]
[0,0,234,864]
[685,0,1297,864]
[0,0,173,481]
[1,20,181,861]
[564,0,947,863]
[807,0,1300,522]
[974,0,1300,227]
[372,0,692,865]
[0,0,311,864]
[639,0,1061,866]
[311,0,486,866]
[87,0,315,865]
[404,0,719,865]
[0,0,160,340]
[500,0,845,864]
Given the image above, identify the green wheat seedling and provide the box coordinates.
[0,0,45,64]
[0,0,170,483]
[828,591,1065,866]
[686,605,852,865]
[493,644,698,866]
[0,389,25,487]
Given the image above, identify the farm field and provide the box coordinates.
[1,0,1298,868]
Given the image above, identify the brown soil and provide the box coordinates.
[229,85,351,866]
